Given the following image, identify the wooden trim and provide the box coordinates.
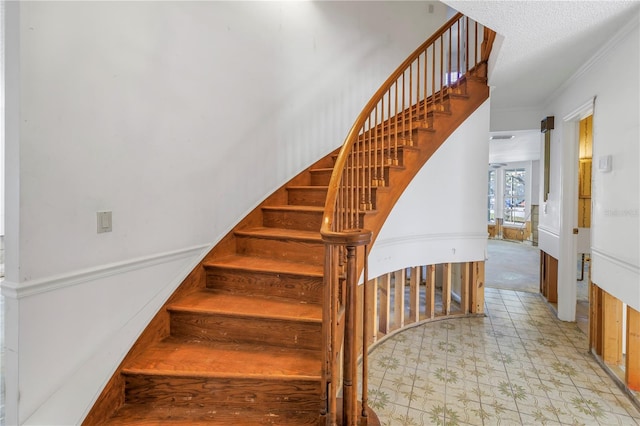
[540,251,558,303]
[394,269,406,329]
[379,274,391,335]
[602,290,623,365]
[408,267,420,323]
[470,261,485,314]
[426,265,436,319]
[626,305,640,391]
[442,263,452,316]
[460,262,470,315]
[366,278,378,345]
[589,282,603,355]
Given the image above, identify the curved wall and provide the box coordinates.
[369,101,490,278]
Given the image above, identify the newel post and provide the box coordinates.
[321,229,372,426]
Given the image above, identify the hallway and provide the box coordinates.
[365,240,640,425]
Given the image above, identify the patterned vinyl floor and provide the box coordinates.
[364,288,640,425]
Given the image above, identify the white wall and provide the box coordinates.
[539,12,640,316]
[3,1,452,424]
[369,100,490,278]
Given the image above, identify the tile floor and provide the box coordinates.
[364,288,640,425]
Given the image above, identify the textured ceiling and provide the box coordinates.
[443,0,640,110]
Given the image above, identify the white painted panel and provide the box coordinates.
[538,226,560,259]
[576,227,590,254]
[542,14,639,308]
[369,101,490,278]
[592,248,640,312]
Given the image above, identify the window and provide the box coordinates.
[488,170,496,222]
[504,168,526,224]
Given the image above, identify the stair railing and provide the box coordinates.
[320,13,495,425]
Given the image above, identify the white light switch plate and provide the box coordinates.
[97,211,112,233]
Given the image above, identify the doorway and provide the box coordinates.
[575,115,593,334]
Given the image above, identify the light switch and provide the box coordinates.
[97,211,112,233]
[598,155,612,172]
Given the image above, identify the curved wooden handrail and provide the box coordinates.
[321,12,466,235]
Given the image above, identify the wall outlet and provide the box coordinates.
[97,211,112,233]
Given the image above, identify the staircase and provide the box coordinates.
[84,14,495,426]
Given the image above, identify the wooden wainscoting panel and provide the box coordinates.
[442,263,452,316]
[409,267,420,323]
[425,265,436,319]
[470,261,485,314]
[602,290,623,365]
[626,305,640,391]
[366,278,378,345]
[460,262,470,315]
[379,274,391,335]
[394,269,406,330]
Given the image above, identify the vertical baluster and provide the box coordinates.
[408,62,413,143]
[448,27,452,90]
[362,115,371,210]
[361,244,370,422]
[353,149,358,227]
[431,43,435,117]
[475,21,479,67]
[416,54,420,127]
[348,149,358,229]
[378,101,384,185]
[465,17,470,73]
[336,185,341,233]
[380,95,385,170]
[373,107,378,187]
[457,18,461,88]
[393,81,398,165]
[386,90,391,165]
[368,117,373,207]
[359,128,365,212]
[423,49,427,126]
[440,35,444,106]
[402,72,408,145]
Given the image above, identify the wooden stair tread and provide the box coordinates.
[168,290,322,322]
[286,185,328,190]
[124,338,322,380]
[204,254,323,277]
[105,404,319,425]
[235,227,322,242]
[261,204,323,212]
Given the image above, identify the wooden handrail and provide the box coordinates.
[320,13,495,425]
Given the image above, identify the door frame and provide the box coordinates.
[557,97,594,321]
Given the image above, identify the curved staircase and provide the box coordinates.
[84,13,495,425]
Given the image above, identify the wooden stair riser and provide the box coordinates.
[169,312,322,350]
[262,208,323,232]
[309,168,332,186]
[235,234,324,264]
[287,186,328,207]
[205,267,323,304]
[122,374,322,412]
